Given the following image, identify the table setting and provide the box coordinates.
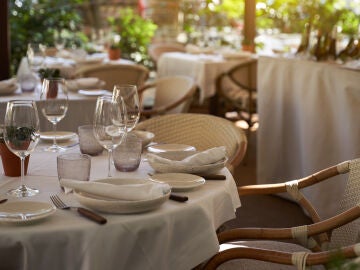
[0,82,241,269]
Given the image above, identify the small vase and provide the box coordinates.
[108,48,121,60]
[0,143,29,177]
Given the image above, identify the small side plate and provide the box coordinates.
[40,131,77,142]
[149,173,205,191]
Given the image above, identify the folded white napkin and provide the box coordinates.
[0,78,17,90]
[147,146,227,166]
[60,179,171,201]
[66,77,105,91]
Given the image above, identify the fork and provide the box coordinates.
[50,195,107,225]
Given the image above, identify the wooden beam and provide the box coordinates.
[0,0,10,79]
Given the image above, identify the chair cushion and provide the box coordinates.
[218,240,325,270]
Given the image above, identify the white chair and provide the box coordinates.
[75,63,149,90]
[138,75,197,117]
[136,113,247,171]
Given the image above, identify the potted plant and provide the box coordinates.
[0,125,35,177]
[38,68,61,98]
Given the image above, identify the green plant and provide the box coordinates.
[9,0,86,75]
[38,68,61,80]
[108,8,157,67]
[1,126,36,148]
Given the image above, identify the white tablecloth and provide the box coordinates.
[0,144,241,270]
[257,56,360,218]
[157,52,254,103]
[0,89,99,132]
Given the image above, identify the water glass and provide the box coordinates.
[78,125,104,156]
[113,133,142,172]
[57,153,91,190]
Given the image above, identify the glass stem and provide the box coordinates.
[107,149,112,177]
[20,156,25,189]
[53,123,57,147]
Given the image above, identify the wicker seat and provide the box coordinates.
[213,59,257,127]
[75,63,149,90]
[148,42,186,69]
[136,113,247,171]
[138,75,197,118]
[203,159,360,270]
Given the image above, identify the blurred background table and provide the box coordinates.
[157,52,254,103]
[257,56,360,218]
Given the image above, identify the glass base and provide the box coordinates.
[7,185,39,197]
[43,144,67,153]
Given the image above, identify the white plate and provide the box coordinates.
[0,201,56,224]
[149,173,205,191]
[78,89,111,96]
[40,131,77,142]
[147,144,196,153]
[73,178,170,214]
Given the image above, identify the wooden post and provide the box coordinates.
[243,0,256,52]
[0,0,10,79]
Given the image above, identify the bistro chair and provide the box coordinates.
[75,63,149,90]
[138,75,197,118]
[203,159,360,269]
[148,42,186,69]
[214,58,257,128]
[136,113,247,172]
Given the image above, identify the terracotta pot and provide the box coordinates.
[0,143,29,177]
[108,48,121,60]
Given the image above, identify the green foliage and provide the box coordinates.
[4,126,36,147]
[38,68,61,80]
[9,0,87,75]
[108,8,157,67]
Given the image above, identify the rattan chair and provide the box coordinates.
[203,159,360,270]
[75,63,149,90]
[138,75,197,118]
[136,113,247,171]
[213,59,257,127]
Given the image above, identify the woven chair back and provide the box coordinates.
[136,113,247,168]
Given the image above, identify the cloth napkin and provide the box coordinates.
[66,77,105,91]
[147,146,227,166]
[0,78,17,90]
[60,179,171,201]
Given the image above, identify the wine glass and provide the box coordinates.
[112,84,140,132]
[4,100,40,197]
[93,95,127,177]
[39,78,69,152]
[54,29,66,53]
[27,42,46,72]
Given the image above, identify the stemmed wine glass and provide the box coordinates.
[4,100,40,197]
[40,78,69,152]
[93,95,127,177]
[112,84,140,132]
[27,42,46,72]
[54,29,66,54]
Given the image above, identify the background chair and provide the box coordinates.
[136,113,247,171]
[213,58,257,128]
[138,75,197,118]
[148,42,186,69]
[75,63,149,90]
[203,159,360,269]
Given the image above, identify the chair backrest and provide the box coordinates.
[75,64,149,91]
[148,43,186,66]
[329,159,360,249]
[145,75,197,114]
[136,113,247,170]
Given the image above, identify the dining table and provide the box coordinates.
[156,51,255,103]
[0,140,241,270]
[257,55,360,219]
[0,87,103,133]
